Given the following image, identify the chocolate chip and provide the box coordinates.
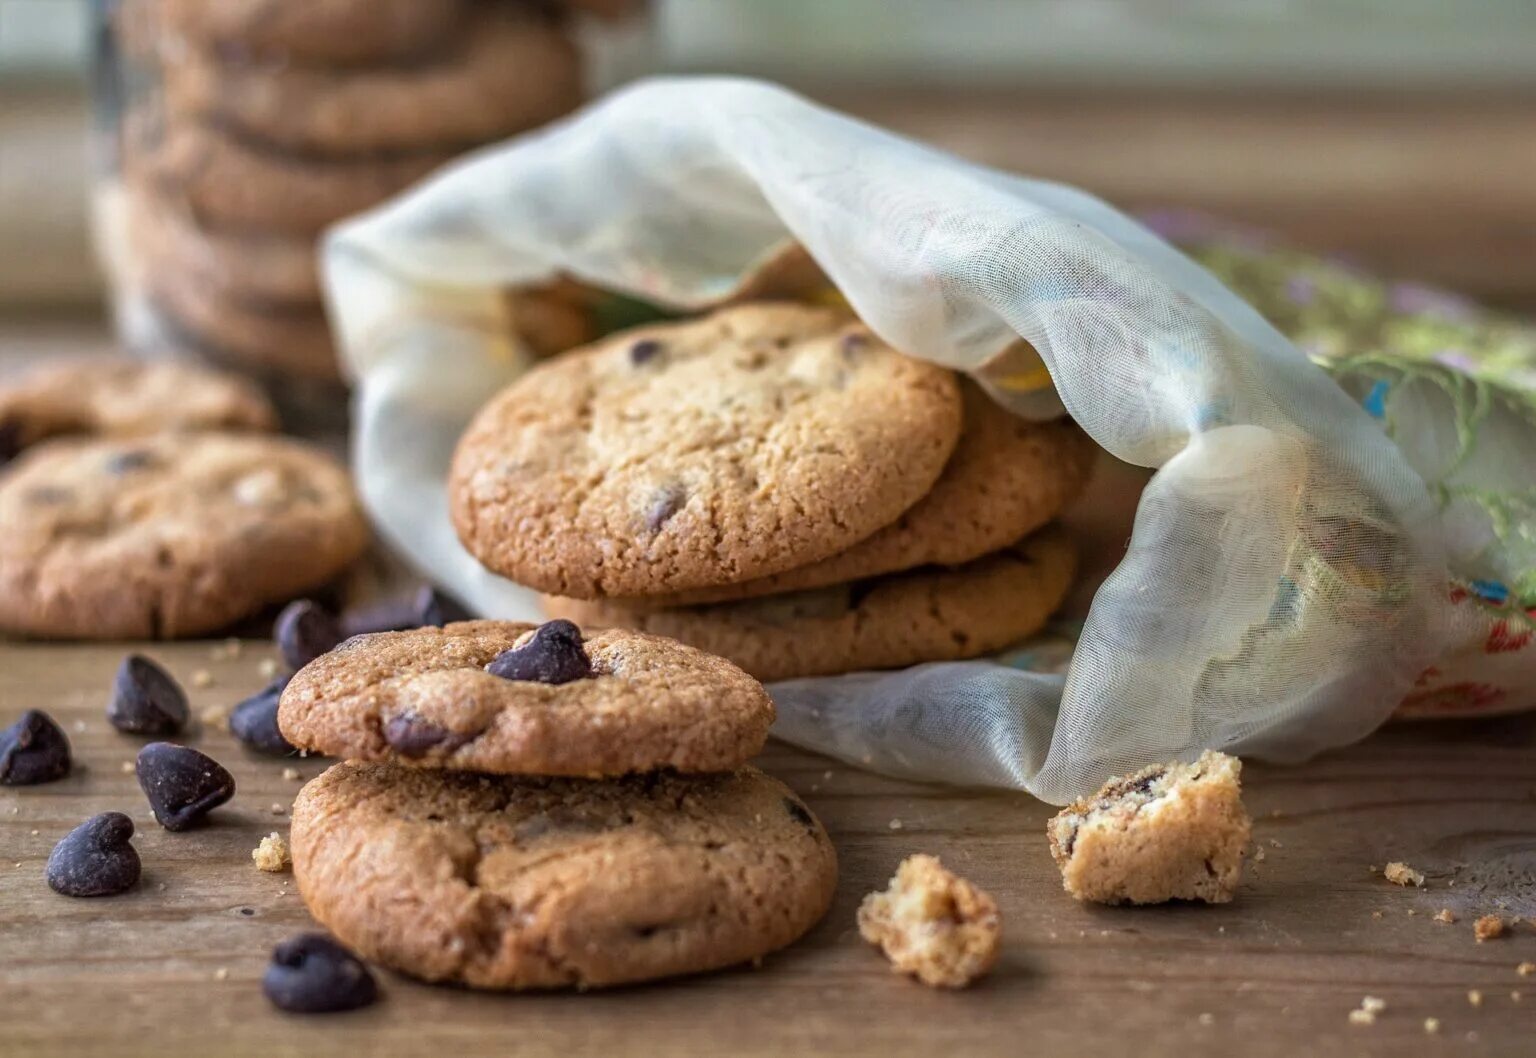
[644,483,686,532]
[840,331,869,356]
[136,742,236,831]
[229,677,296,755]
[45,812,141,897]
[783,796,817,833]
[382,713,469,758]
[485,620,592,685]
[107,655,188,735]
[0,709,72,785]
[340,586,472,637]
[628,338,663,365]
[263,933,379,1014]
[104,449,156,475]
[0,417,22,465]
[274,600,343,671]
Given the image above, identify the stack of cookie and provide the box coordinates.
[114,0,585,394]
[448,302,1096,681]
[277,619,838,989]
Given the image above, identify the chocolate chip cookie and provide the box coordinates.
[290,760,838,989]
[449,303,964,598]
[0,357,274,459]
[543,526,1077,681]
[156,0,469,67]
[162,6,581,156]
[642,382,1096,606]
[279,620,775,776]
[0,433,368,639]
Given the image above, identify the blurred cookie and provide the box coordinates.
[449,303,964,598]
[0,433,368,639]
[162,6,581,155]
[125,109,453,234]
[543,526,1077,682]
[0,358,273,459]
[645,382,1096,606]
[290,760,838,990]
[156,0,469,67]
[278,619,775,777]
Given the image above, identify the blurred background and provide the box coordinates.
[2,0,1534,326]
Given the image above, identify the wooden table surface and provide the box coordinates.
[3,639,1534,1058]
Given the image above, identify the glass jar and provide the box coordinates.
[90,0,652,432]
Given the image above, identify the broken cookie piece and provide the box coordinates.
[857,854,1000,988]
[1047,750,1251,905]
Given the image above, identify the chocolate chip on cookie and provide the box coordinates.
[275,600,344,671]
[107,655,190,736]
[136,742,236,831]
[262,933,379,1014]
[230,677,298,756]
[339,586,472,637]
[278,621,774,777]
[0,709,72,785]
[485,619,591,684]
[46,813,142,898]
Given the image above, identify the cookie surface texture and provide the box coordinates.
[449,303,964,598]
[279,621,775,776]
[0,433,368,638]
[290,761,838,989]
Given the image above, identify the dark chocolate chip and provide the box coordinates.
[274,599,343,670]
[136,742,236,831]
[104,449,156,475]
[263,933,378,1014]
[644,483,686,532]
[485,619,591,685]
[45,812,141,897]
[783,796,817,833]
[840,331,869,356]
[0,417,22,465]
[340,586,472,637]
[382,713,469,758]
[229,677,297,755]
[107,655,188,735]
[628,338,663,365]
[0,709,72,785]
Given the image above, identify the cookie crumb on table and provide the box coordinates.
[252,832,291,873]
[1467,989,1483,1008]
[1383,861,1425,887]
[281,767,302,782]
[1434,908,1456,924]
[1474,914,1507,941]
[258,658,281,679]
[1518,962,1535,977]
[1423,1017,1441,1034]
[1047,751,1250,905]
[190,670,214,688]
[858,854,1000,989]
[199,703,230,731]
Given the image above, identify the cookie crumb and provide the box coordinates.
[1511,991,1522,1003]
[120,761,135,774]
[1423,1017,1440,1034]
[71,719,87,734]
[270,802,286,816]
[1371,910,1384,920]
[281,767,301,782]
[252,833,290,873]
[1383,861,1424,887]
[1047,751,1249,905]
[1253,847,1267,863]
[1348,996,1386,1026]
[1348,1009,1376,1026]
[1518,962,1535,977]
[888,818,903,831]
[1467,989,1483,1008]
[1197,1013,1214,1026]
[213,967,229,981]
[190,669,214,688]
[858,854,1000,988]
[1434,908,1456,924]
[257,657,281,679]
[199,703,230,731]
[1474,914,1507,941]
[1361,996,1387,1014]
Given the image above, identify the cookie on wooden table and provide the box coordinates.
[155,0,469,67]
[449,303,964,598]
[162,6,581,156]
[544,526,1077,682]
[0,433,368,639]
[0,358,273,461]
[290,760,838,989]
[278,619,775,777]
[643,382,1096,606]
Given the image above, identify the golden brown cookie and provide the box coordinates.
[161,6,581,155]
[0,357,274,457]
[278,620,775,777]
[155,0,469,67]
[0,433,368,639]
[642,383,1096,606]
[290,761,838,990]
[543,526,1077,682]
[449,303,964,598]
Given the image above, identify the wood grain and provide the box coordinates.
[2,639,1534,1058]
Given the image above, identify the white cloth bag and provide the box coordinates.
[324,78,1448,803]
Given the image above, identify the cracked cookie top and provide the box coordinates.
[290,760,837,989]
[277,620,775,776]
[447,302,963,599]
[0,433,367,639]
